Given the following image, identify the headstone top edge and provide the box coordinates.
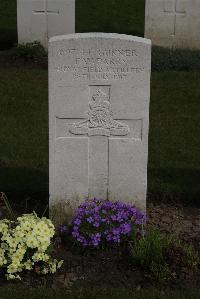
[49,32,152,45]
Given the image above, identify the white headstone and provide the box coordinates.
[17,0,75,48]
[145,0,200,49]
[49,33,151,218]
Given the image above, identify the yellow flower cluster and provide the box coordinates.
[0,213,63,280]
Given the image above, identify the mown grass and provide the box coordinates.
[76,0,145,37]
[148,71,200,203]
[0,68,48,193]
[0,0,145,48]
[0,0,17,48]
[0,288,199,299]
[0,68,200,205]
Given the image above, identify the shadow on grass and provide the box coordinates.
[0,29,17,50]
[148,167,200,206]
[1,166,200,209]
[0,167,48,215]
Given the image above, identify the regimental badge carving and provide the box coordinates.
[69,89,130,137]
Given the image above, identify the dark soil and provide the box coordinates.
[148,200,200,249]
[0,199,199,291]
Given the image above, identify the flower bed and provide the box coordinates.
[0,196,199,289]
[0,213,62,280]
[61,198,146,248]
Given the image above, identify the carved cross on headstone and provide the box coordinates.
[17,0,75,48]
[34,0,59,15]
[56,85,142,200]
[68,87,131,199]
[33,0,60,38]
[164,0,186,36]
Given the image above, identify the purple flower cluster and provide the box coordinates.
[70,198,146,248]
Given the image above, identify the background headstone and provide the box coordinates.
[49,33,151,219]
[145,0,200,49]
[17,0,75,48]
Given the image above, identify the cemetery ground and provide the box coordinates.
[0,0,200,298]
[0,47,199,298]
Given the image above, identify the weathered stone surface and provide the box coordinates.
[49,33,151,218]
[17,0,75,48]
[145,0,200,49]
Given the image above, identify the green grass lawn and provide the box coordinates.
[0,0,17,47]
[0,288,199,299]
[149,70,200,202]
[76,0,145,36]
[0,68,200,205]
[0,0,145,47]
[0,68,48,194]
